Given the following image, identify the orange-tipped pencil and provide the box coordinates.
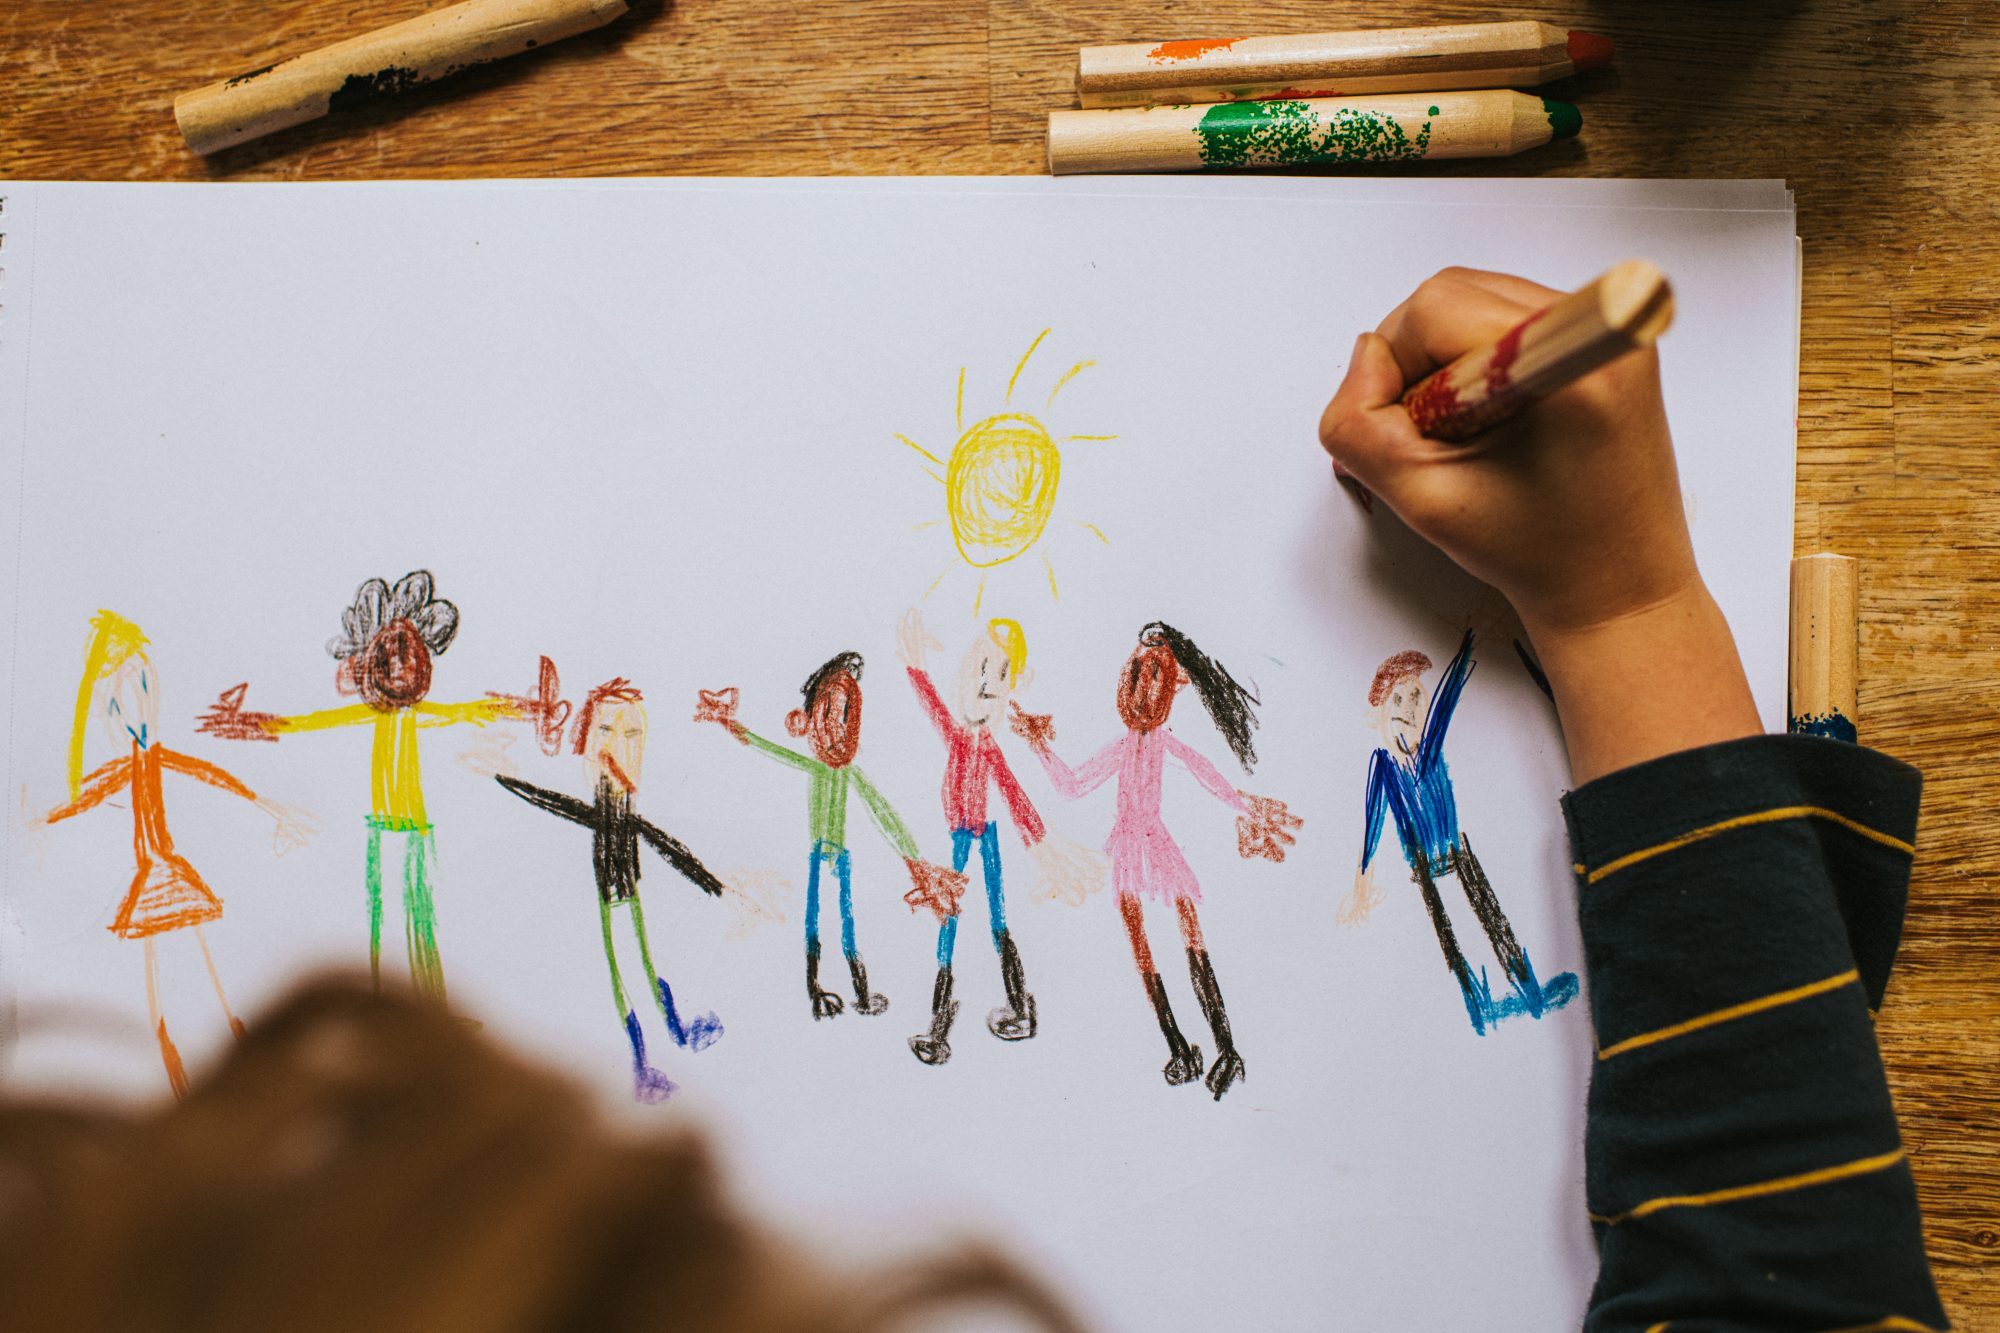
[1077,20,1612,110]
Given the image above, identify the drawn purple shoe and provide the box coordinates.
[686,1013,724,1052]
[633,1065,678,1103]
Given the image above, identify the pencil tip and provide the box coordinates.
[1544,98,1583,140]
[1567,30,1615,73]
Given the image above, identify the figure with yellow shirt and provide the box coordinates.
[199,570,527,1001]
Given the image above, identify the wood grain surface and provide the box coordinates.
[4,0,1996,1321]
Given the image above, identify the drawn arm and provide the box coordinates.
[906,667,955,742]
[851,767,922,862]
[198,683,372,740]
[415,698,523,729]
[984,734,1046,846]
[1360,750,1393,872]
[1033,736,1122,801]
[157,748,258,802]
[1417,630,1476,773]
[635,817,726,897]
[45,756,134,823]
[737,728,822,775]
[264,702,379,735]
[1163,733,1251,813]
[495,776,593,826]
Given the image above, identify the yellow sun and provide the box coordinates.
[898,329,1115,611]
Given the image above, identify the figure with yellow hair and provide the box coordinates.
[44,612,316,1097]
[895,609,1102,1066]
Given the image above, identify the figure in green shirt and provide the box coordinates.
[696,652,964,1020]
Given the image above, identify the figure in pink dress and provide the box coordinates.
[1011,622,1301,1100]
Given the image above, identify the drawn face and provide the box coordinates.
[587,698,648,793]
[341,618,433,712]
[1377,675,1426,758]
[1117,642,1182,732]
[103,655,160,748]
[801,672,862,768]
[954,631,1018,729]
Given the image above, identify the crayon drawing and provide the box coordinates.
[895,609,1105,1066]
[695,657,967,1021]
[1011,623,1302,1100]
[898,329,1116,612]
[1342,631,1579,1033]
[43,612,316,1096]
[494,673,726,1103]
[198,571,528,1002]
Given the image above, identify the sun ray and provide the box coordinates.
[909,519,944,531]
[956,368,965,431]
[920,467,945,485]
[1046,359,1096,408]
[897,432,944,466]
[1072,518,1111,545]
[1043,551,1060,600]
[923,568,949,600]
[1062,433,1118,443]
[972,572,989,616]
[1005,328,1052,405]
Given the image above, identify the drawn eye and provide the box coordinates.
[624,727,642,737]
[598,724,612,733]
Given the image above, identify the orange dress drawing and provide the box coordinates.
[53,741,259,938]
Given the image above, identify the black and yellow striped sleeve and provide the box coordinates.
[1563,735,1946,1333]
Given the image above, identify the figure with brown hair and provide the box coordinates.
[45,611,315,1096]
[696,654,966,1022]
[495,676,727,1103]
[199,570,527,1003]
[1010,622,1301,1100]
[1343,630,1579,1035]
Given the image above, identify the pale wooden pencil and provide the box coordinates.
[1078,20,1614,110]
[1047,90,1578,176]
[1789,555,1860,742]
[175,0,629,155]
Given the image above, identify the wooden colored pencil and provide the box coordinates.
[174,0,629,155]
[1077,20,1614,110]
[1047,90,1578,175]
[1789,554,1860,742]
[1401,259,1674,440]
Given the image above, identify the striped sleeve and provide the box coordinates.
[1563,735,1947,1333]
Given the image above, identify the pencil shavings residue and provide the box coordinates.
[1147,38,1243,65]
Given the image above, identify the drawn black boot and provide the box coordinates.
[909,966,958,1065]
[1453,836,1542,1017]
[1188,947,1245,1101]
[847,951,889,1016]
[1143,972,1204,1086]
[986,928,1038,1041]
[806,940,844,1020]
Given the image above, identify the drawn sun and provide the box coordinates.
[898,328,1115,613]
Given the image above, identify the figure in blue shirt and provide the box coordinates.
[1343,631,1578,1034]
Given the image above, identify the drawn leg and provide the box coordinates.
[1414,856,1490,1034]
[365,823,385,991]
[629,894,722,1052]
[145,938,189,1099]
[805,847,843,1019]
[601,898,674,1102]
[983,823,1037,1042]
[838,849,888,1016]
[911,828,972,1065]
[1452,836,1542,1017]
[401,829,447,1004]
[1121,891,1202,1086]
[193,925,246,1039]
[1177,899,1243,1100]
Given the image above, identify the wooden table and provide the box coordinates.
[5,0,1996,1319]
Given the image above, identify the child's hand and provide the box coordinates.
[693,688,748,742]
[1337,865,1383,926]
[1318,267,1697,642]
[1008,702,1056,750]
[1028,833,1107,907]
[1235,793,1302,863]
[902,858,968,923]
[199,683,281,742]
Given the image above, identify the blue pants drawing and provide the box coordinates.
[937,822,1008,968]
[804,841,885,1017]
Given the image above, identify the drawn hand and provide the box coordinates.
[488,655,570,755]
[198,683,281,742]
[896,608,943,671]
[257,798,320,857]
[694,688,748,742]
[902,858,968,924]
[457,730,520,780]
[1338,864,1383,926]
[1236,793,1303,863]
[1028,833,1107,908]
[718,869,790,940]
[1008,701,1056,750]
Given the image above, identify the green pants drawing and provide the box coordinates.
[366,817,445,1002]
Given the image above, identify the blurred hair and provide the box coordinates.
[572,678,644,755]
[1140,622,1259,772]
[800,652,864,710]
[988,619,1028,679]
[327,571,459,662]
[67,610,149,799]
[1369,650,1433,707]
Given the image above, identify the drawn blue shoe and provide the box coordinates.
[624,1010,678,1103]
[1457,968,1496,1035]
[1540,971,1581,1013]
[686,1012,725,1053]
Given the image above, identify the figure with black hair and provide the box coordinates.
[200,570,535,1003]
[1344,631,1579,1034]
[494,674,727,1102]
[1010,623,1302,1100]
[696,655,966,1021]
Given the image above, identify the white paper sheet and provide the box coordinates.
[0,178,1796,1331]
